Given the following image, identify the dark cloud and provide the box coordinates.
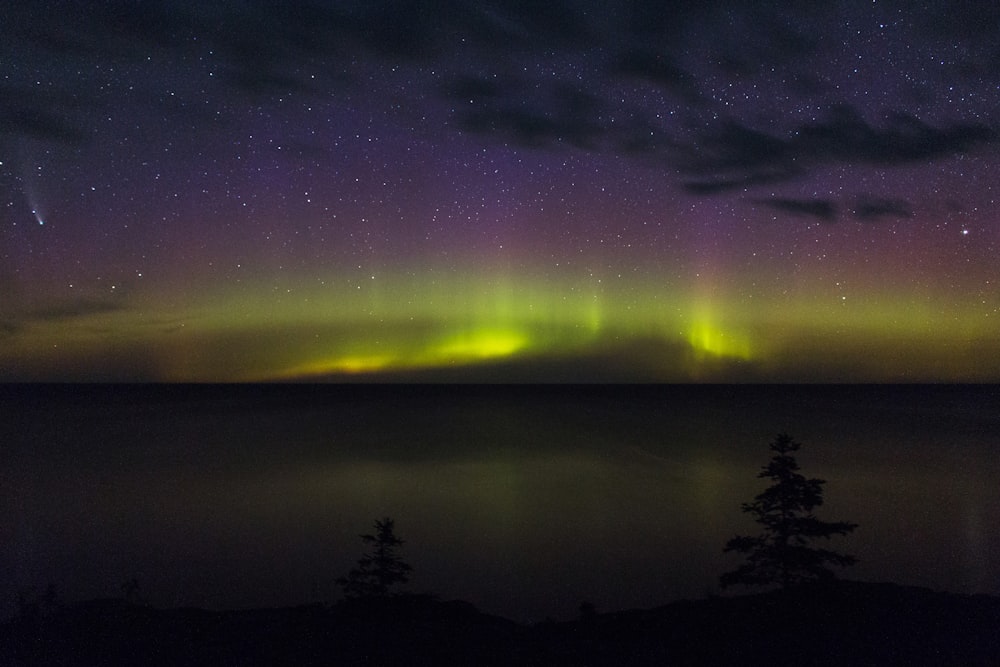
[442,76,504,103]
[452,82,608,149]
[207,0,590,94]
[0,85,91,145]
[468,0,593,47]
[917,0,1000,41]
[442,70,680,155]
[799,107,995,165]
[0,106,89,145]
[756,198,838,222]
[29,299,127,321]
[6,2,344,101]
[1,297,129,327]
[621,0,708,42]
[750,194,912,223]
[6,2,174,58]
[704,6,820,78]
[6,1,599,104]
[851,195,913,222]
[91,1,196,50]
[223,69,325,98]
[200,5,355,96]
[332,0,594,59]
[615,113,678,156]
[212,0,593,68]
[682,170,798,195]
[459,106,602,150]
[0,294,129,343]
[5,0,999,197]
[616,49,700,100]
[446,76,682,156]
[679,121,793,177]
[677,106,995,193]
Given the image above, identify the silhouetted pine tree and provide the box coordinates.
[721,433,858,589]
[338,517,412,598]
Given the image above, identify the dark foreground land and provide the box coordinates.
[3,581,998,666]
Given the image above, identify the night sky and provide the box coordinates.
[2,1,999,381]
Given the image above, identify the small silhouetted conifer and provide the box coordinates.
[721,433,858,589]
[121,578,144,606]
[338,517,412,598]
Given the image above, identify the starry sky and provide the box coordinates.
[2,1,998,381]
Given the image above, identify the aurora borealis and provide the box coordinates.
[2,1,998,381]
[6,1,1000,632]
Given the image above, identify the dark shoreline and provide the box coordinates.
[4,580,999,666]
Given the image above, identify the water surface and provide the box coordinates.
[3,384,998,621]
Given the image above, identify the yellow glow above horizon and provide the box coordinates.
[687,321,753,360]
[433,328,528,360]
[1,267,997,382]
[275,327,532,379]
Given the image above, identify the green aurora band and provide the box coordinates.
[2,267,996,382]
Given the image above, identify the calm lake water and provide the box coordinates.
[3,384,998,621]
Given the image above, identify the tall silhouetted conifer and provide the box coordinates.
[721,433,858,589]
[338,517,412,598]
